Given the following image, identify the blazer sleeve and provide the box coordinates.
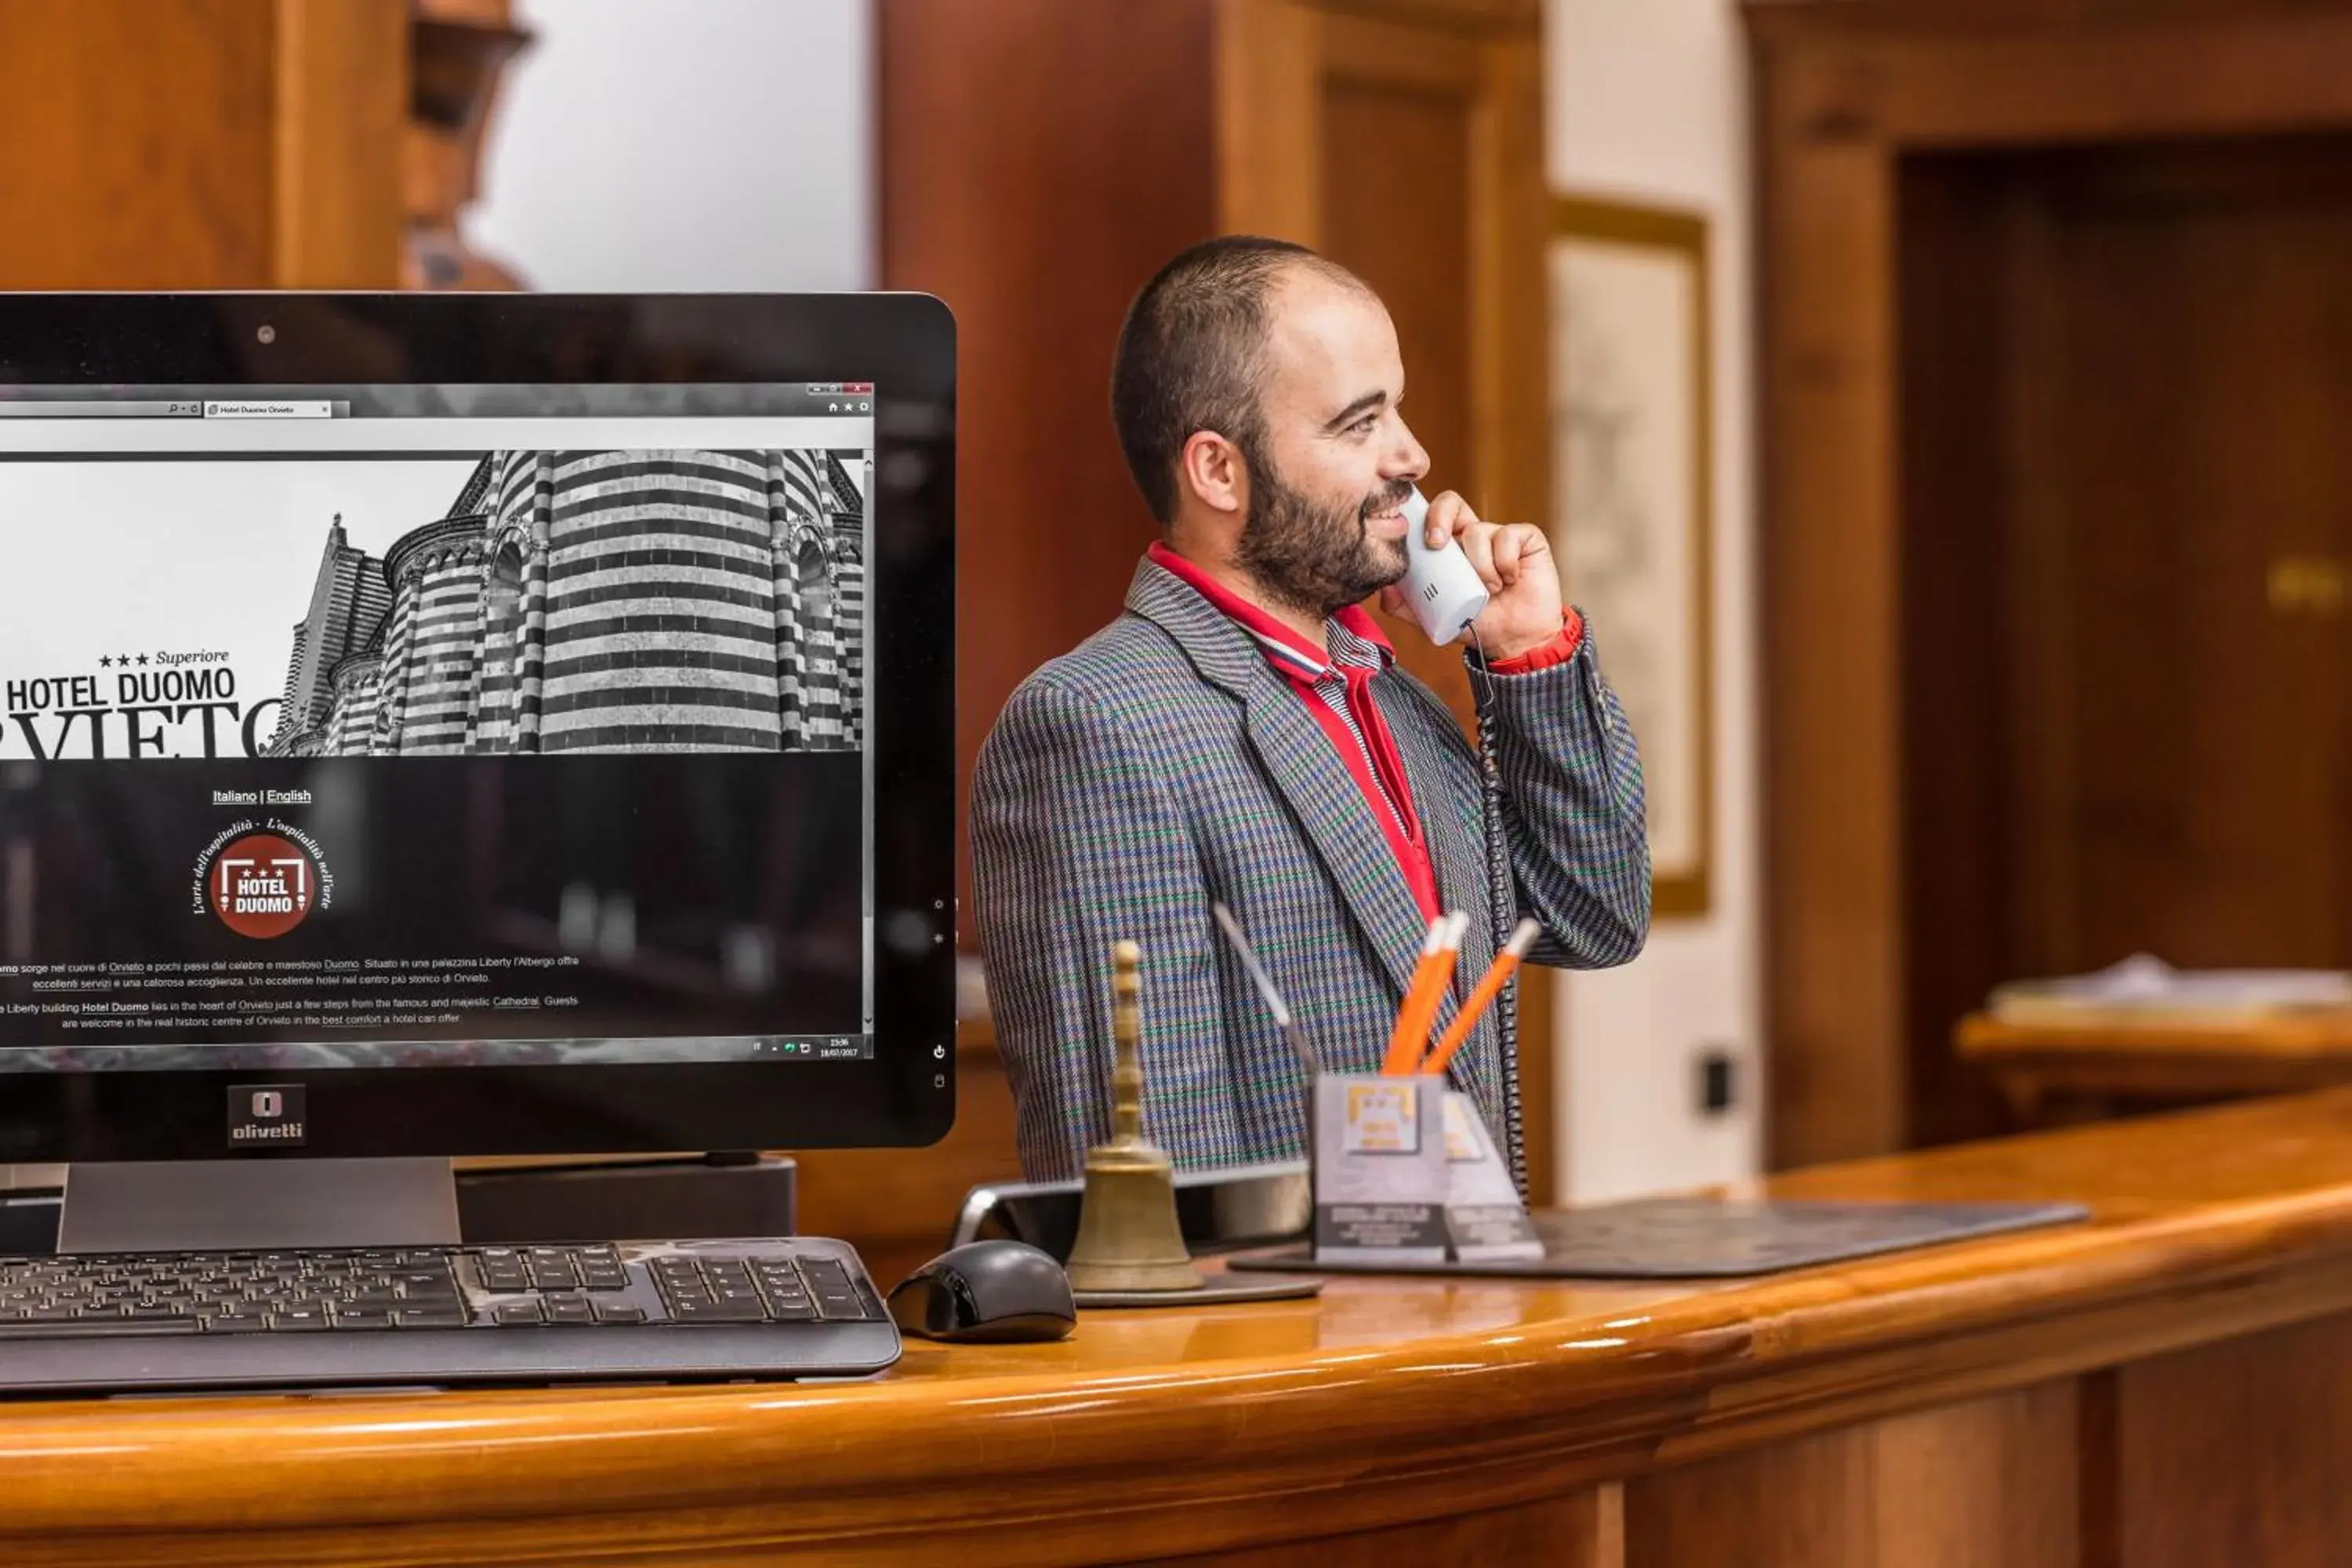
[1472,620,1652,969]
[970,674,1241,1181]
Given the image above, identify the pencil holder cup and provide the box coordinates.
[1435,1089,1544,1262]
[1307,1073,1544,1265]
[1308,1073,1450,1264]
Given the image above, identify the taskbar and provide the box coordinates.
[0,1035,877,1074]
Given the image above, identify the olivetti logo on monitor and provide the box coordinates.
[228,1084,306,1148]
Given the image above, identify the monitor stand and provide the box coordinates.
[55,1159,460,1254]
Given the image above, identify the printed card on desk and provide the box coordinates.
[1311,1073,1448,1264]
[1440,1092,1544,1262]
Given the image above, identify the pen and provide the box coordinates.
[1420,919,1541,1076]
[1210,902,1321,1073]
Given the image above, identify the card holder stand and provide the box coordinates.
[1309,1073,1543,1266]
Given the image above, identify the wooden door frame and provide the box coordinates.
[1744,1,2352,1167]
[273,0,408,288]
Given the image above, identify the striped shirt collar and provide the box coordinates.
[1145,543,1394,682]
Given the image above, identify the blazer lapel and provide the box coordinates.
[1239,684,1432,1007]
[1126,561,1431,1007]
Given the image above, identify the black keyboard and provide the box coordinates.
[0,1238,899,1394]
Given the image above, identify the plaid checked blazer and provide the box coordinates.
[971,557,1650,1181]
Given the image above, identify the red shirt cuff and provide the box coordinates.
[1485,611,1584,674]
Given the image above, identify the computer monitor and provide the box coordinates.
[0,293,956,1249]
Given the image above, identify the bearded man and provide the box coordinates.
[971,236,1650,1186]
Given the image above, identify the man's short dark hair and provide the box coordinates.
[1110,235,1365,525]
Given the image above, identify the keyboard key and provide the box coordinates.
[813,1288,872,1322]
[543,1297,597,1325]
[0,1318,199,1338]
[270,1308,330,1331]
[666,1295,764,1323]
[593,1301,646,1324]
[494,1301,545,1326]
[394,1307,470,1329]
[332,1309,396,1330]
[398,1289,467,1308]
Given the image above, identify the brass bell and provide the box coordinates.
[1064,941,1203,1294]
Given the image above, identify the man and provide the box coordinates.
[972,236,1649,1184]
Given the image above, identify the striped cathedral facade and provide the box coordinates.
[267,448,867,758]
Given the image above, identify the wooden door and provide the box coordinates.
[1218,0,1557,1197]
[2034,140,2352,975]
[1750,3,2352,1166]
[880,0,1221,942]
[1899,135,2352,1147]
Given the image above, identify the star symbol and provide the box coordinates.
[118,654,132,666]
[98,655,112,669]
[136,654,149,666]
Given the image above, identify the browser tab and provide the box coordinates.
[202,401,335,419]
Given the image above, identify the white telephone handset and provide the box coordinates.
[1398,486,1489,644]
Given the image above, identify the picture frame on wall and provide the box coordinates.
[1548,194,1713,919]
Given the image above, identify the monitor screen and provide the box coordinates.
[0,296,954,1162]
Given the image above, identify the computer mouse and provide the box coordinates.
[887,1240,1076,1344]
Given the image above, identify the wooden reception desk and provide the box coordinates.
[13,1091,2352,1566]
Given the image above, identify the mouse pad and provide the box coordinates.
[1225,1197,2090,1279]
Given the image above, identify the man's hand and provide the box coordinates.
[1377,490,1563,660]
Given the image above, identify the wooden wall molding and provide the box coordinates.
[1301,0,1540,36]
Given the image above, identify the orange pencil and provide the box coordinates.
[1417,912,1468,1054]
[1383,913,1465,1075]
[1379,915,1454,1075]
[1420,919,1541,1076]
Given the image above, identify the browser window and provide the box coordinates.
[0,384,877,1073]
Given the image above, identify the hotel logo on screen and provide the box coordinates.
[194,823,334,938]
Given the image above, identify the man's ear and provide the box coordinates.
[1177,430,1247,526]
